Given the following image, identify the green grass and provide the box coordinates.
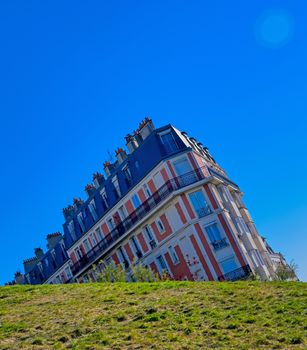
[0,282,306,349]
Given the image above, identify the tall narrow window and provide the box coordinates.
[107,217,115,231]
[75,247,83,260]
[68,220,76,240]
[156,219,165,232]
[130,236,142,258]
[95,227,103,241]
[189,190,211,218]
[100,188,108,209]
[132,194,141,209]
[118,205,127,221]
[157,255,168,272]
[77,213,85,233]
[112,176,121,199]
[160,131,179,153]
[144,225,156,249]
[118,246,129,268]
[88,199,98,221]
[90,232,97,246]
[124,166,132,187]
[83,239,90,253]
[168,246,179,264]
[65,266,72,280]
[143,183,152,198]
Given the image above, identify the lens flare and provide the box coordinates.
[255,9,294,48]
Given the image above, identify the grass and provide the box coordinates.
[0,281,306,349]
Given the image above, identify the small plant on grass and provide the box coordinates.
[273,260,298,281]
[96,261,127,282]
[130,263,158,282]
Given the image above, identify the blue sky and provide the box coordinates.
[0,1,306,284]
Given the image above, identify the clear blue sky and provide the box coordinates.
[0,1,306,284]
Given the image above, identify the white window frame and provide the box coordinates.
[156,218,165,233]
[168,246,179,264]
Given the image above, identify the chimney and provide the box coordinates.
[92,172,105,188]
[138,117,155,140]
[14,271,24,285]
[85,184,96,198]
[46,232,62,250]
[73,197,84,209]
[23,257,38,274]
[63,205,75,221]
[34,247,44,260]
[115,148,127,164]
[125,134,139,153]
[103,161,115,177]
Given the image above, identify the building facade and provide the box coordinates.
[13,118,289,285]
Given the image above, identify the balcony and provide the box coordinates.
[70,166,207,276]
[211,237,229,251]
[218,265,252,281]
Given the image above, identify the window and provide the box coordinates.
[156,219,165,233]
[118,246,129,268]
[65,266,72,280]
[132,194,141,209]
[205,223,222,242]
[75,247,83,260]
[173,157,195,185]
[220,257,237,274]
[51,250,57,269]
[189,190,211,218]
[118,206,127,221]
[130,236,142,258]
[95,227,103,241]
[68,220,76,240]
[144,225,156,249]
[100,188,108,209]
[236,217,249,234]
[160,131,179,153]
[88,199,98,221]
[169,246,179,264]
[143,183,152,198]
[77,213,85,232]
[107,218,115,231]
[157,255,168,272]
[90,232,97,246]
[124,166,132,187]
[83,239,90,253]
[112,176,121,199]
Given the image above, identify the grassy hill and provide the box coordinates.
[0,282,306,349]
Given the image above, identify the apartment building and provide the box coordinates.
[14,118,288,284]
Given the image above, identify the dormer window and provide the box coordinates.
[112,176,121,199]
[68,220,76,240]
[123,166,132,187]
[77,212,85,233]
[159,130,179,154]
[100,188,108,209]
[88,199,98,221]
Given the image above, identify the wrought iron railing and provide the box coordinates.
[70,166,207,276]
[208,168,240,190]
[211,237,229,251]
[218,265,252,281]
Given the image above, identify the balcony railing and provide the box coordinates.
[218,265,252,281]
[211,237,229,251]
[196,205,212,218]
[70,166,207,276]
